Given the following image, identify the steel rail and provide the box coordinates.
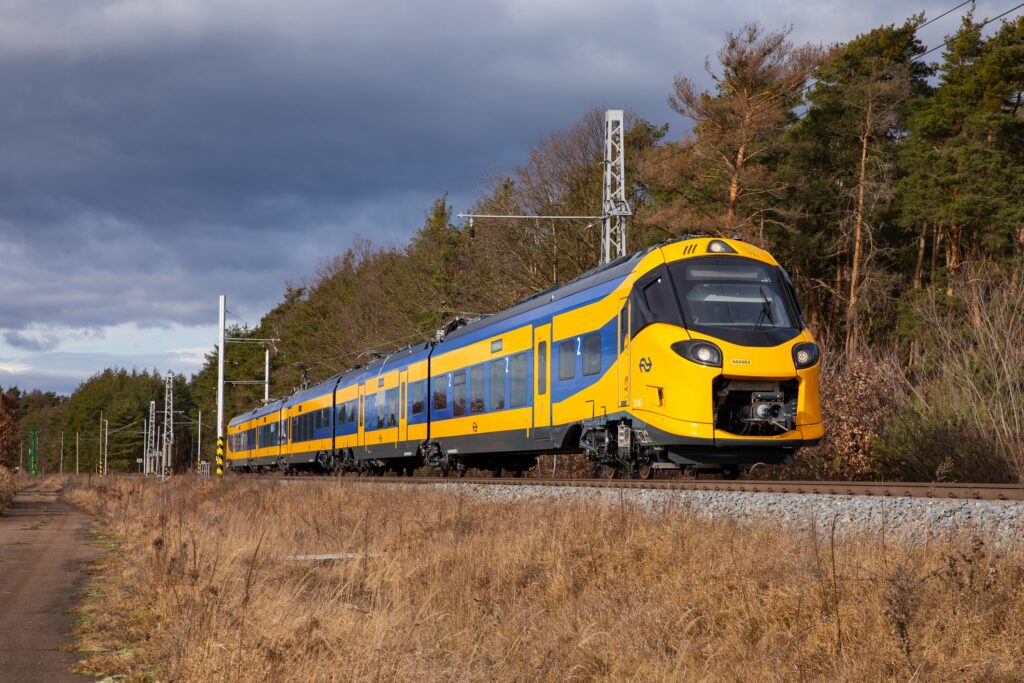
[268,475,1024,501]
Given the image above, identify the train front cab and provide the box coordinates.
[623,238,823,468]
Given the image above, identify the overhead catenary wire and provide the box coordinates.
[634,0,1020,176]
[919,1,1024,57]
[919,0,977,29]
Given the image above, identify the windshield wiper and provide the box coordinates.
[755,286,775,328]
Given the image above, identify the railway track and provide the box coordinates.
[270,474,1024,501]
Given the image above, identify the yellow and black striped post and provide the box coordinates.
[216,437,225,476]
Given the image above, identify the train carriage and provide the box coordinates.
[227,235,823,478]
[281,377,338,473]
[225,398,287,472]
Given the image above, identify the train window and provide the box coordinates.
[386,388,398,427]
[359,397,364,428]
[349,401,357,423]
[583,332,602,376]
[365,394,376,429]
[470,365,485,414]
[619,305,628,351]
[510,353,528,408]
[538,342,547,395]
[491,339,503,353]
[323,407,331,429]
[558,340,575,381]
[670,258,795,330]
[410,381,425,415]
[376,394,386,429]
[489,359,505,411]
[315,410,322,430]
[452,371,467,417]
[434,379,448,411]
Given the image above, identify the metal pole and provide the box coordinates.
[148,400,157,477]
[264,349,270,403]
[142,419,148,475]
[197,409,202,467]
[103,419,109,476]
[601,109,630,265]
[99,411,103,475]
[217,294,226,476]
[162,371,174,481]
[60,431,64,474]
[76,432,79,475]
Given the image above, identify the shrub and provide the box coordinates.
[876,270,1024,483]
[0,467,15,513]
[774,346,909,480]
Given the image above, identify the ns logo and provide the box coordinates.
[638,357,653,373]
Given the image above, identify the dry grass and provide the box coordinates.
[0,466,15,513]
[66,477,1024,682]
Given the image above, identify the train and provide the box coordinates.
[226,235,823,478]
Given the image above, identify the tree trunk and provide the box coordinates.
[727,142,746,226]
[845,99,872,360]
[947,190,960,297]
[946,224,961,297]
[913,223,927,290]
[930,225,942,290]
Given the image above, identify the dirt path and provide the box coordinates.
[0,481,100,682]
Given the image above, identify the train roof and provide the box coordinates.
[438,241,657,348]
[360,341,432,375]
[228,397,288,427]
[283,371,349,407]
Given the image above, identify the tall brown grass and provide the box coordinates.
[0,466,15,513]
[876,270,1024,483]
[67,477,1024,681]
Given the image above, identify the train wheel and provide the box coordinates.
[721,466,741,480]
[636,462,655,480]
[491,467,502,478]
[598,464,618,480]
[511,469,524,478]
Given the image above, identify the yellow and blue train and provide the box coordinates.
[227,236,823,477]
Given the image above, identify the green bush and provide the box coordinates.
[876,270,1024,483]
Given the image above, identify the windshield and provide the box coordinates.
[669,257,795,329]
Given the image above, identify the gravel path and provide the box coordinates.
[0,482,100,682]
[403,481,1024,543]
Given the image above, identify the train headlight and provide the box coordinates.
[707,239,737,254]
[792,342,819,369]
[671,340,723,368]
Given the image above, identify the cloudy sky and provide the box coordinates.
[0,0,983,394]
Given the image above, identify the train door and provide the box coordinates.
[357,383,366,453]
[398,369,408,447]
[533,324,551,440]
[617,296,631,409]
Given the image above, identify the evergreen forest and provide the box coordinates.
[3,14,1024,482]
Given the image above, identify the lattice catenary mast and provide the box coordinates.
[457,108,632,267]
[601,109,630,264]
[162,372,173,479]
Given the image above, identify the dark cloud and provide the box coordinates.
[0,0,946,392]
[4,331,60,352]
